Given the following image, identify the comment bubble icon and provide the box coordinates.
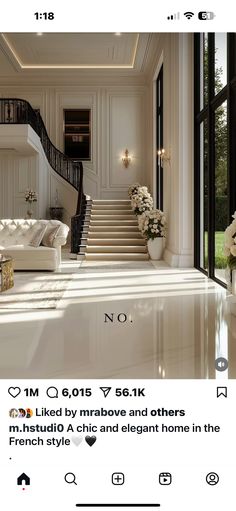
[46,386,59,398]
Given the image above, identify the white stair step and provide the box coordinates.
[85,253,149,261]
[88,231,143,238]
[93,200,130,205]
[86,245,147,253]
[87,238,146,246]
[88,225,140,232]
[91,205,132,211]
[78,246,86,254]
[91,209,133,215]
[91,214,136,220]
[90,220,138,226]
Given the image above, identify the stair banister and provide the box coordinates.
[0,98,85,254]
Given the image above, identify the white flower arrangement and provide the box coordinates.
[128,183,141,198]
[224,212,236,269]
[25,189,37,204]
[130,186,154,215]
[138,209,167,240]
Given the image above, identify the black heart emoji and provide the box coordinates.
[85,435,97,447]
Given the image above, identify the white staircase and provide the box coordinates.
[81,200,149,261]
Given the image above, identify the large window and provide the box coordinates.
[195,33,236,285]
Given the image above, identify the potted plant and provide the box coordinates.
[25,189,37,218]
[224,212,236,292]
[138,209,167,260]
[130,186,154,215]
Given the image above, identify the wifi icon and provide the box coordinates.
[184,11,194,19]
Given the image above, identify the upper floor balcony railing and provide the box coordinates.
[0,98,85,251]
[0,98,84,212]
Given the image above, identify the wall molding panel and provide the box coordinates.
[0,84,148,200]
[148,33,194,267]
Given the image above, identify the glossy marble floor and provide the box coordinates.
[0,254,235,379]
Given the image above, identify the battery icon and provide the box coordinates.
[198,11,215,20]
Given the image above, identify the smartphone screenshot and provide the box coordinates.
[0,1,235,509]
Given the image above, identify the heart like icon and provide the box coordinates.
[8,387,21,398]
[71,436,83,447]
[85,435,97,447]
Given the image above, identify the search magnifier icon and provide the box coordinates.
[64,472,77,485]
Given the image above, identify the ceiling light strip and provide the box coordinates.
[1,33,139,70]
[1,33,24,66]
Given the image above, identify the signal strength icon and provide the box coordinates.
[167,12,180,20]
[184,11,194,19]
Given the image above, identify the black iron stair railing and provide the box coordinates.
[0,98,85,253]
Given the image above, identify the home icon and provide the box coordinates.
[17,473,30,486]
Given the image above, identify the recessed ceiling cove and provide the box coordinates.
[1,33,139,68]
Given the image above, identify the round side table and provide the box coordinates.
[0,254,14,292]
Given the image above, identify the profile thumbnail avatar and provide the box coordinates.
[18,408,26,418]
[9,408,18,418]
[26,408,33,418]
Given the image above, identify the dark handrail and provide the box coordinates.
[0,98,85,253]
[0,98,83,190]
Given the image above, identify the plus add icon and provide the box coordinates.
[112,472,125,485]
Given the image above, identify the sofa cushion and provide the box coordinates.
[0,219,69,248]
[0,245,57,261]
[29,224,47,247]
[41,225,60,247]
[42,220,69,248]
[0,219,46,247]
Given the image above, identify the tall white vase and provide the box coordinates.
[147,237,163,260]
[232,269,236,294]
[225,267,232,292]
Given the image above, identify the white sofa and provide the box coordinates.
[0,219,69,271]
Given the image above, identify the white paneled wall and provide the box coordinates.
[0,127,77,227]
[0,155,37,219]
[106,93,144,190]
[147,33,194,267]
[0,85,148,203]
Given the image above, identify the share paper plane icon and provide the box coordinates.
[100,387,112,398]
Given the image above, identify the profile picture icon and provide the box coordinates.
[18,408,26,418]
[26,408,33,418]
[9,408,18,418]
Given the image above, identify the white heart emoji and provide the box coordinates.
[72,436,83,447]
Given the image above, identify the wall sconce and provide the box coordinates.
[122,149,131,168]
[157,148,171,164]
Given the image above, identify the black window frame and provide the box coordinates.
[156,65,164,210]
[194,33,236,286]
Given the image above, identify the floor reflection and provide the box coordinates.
[0,260,234,379]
